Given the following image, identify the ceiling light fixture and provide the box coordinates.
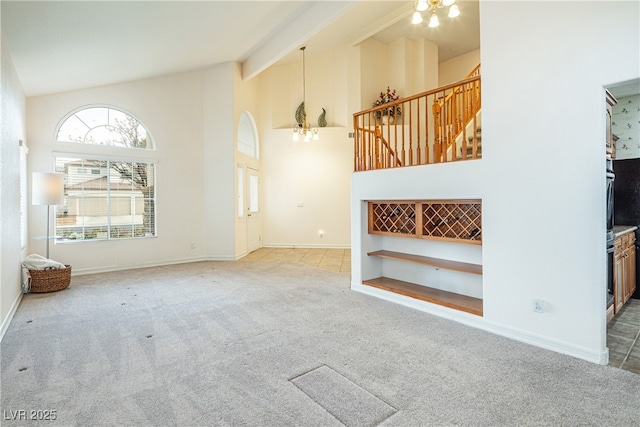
[292,47,319,142]
[412,0,460,28]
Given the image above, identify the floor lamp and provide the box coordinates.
[32,172,64,259]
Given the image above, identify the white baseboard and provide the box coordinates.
[0,291,23,342]
[263,244,351,249]
[351,282,607,365]
[69,255,234,276]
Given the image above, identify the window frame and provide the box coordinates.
[53,105,157,244]
[20,141,29,249]
[237,111,259,159]
[55,105,155,151]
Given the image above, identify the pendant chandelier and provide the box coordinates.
[292,46,319,142]
[411,0,460,27]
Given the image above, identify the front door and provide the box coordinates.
[247,167,261,252]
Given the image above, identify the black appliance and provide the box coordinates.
[606,157,615,306]
[606,158,615,240]
[613,157,640,298]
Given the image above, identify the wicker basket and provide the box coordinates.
[27,265,71,293]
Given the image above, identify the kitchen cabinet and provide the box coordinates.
[623,233,636,303]
[613,227,637,315]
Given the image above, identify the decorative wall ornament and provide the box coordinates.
[295,102,306,127]
[318,108,327,127]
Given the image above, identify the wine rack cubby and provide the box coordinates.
[369,199,482,244]
[369,202,417,235]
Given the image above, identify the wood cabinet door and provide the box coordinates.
[614,251,625,313]
[625,243,636,301]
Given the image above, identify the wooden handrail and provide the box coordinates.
[438,63,481,112]
[358,75,481,116]
[353,65,481,172]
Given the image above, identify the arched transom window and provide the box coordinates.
[56,106,153,149]
[238,111,258,158]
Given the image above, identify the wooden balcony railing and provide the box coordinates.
[353,66,481,172]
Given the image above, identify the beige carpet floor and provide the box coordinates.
[1,253,639,426]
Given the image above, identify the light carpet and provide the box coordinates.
[1,260,639,426]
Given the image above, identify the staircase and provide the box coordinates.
[442,109,481,161]
[353,65,481,172]
[463,126,481,158]
[433,64,481,163]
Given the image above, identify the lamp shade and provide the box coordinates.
[32,172,64,205]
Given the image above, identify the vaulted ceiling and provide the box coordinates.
[1,1,480,97]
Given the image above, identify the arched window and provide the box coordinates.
[237,111,259,158]
[54,106,156,242]
[56,106,153,149]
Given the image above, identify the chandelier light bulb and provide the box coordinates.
[411,10,423,24]
[416,0,428,12]
[448,4,460,18]
[428,13,439,28]
[443,0,455,6]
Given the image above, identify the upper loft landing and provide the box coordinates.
[353,65,481,172]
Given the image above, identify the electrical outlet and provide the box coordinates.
[533,299,544,313]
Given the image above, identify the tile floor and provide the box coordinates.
[242,248,639,375]
[607,298,640,374]
[239,247,351,275]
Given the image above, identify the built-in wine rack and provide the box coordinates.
[369,202,417,235]
[369,200,481,244]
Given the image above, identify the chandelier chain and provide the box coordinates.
[301,46,306,123]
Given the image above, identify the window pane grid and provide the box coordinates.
[56,107,152,149]
[55,157,156,241]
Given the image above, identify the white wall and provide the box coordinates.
[481,0,638,363]
[353,1,640,365]
[261,127,352,248]
[439,49,480,86]
[26,71,208,274]
[0,39,26,337]
[258,49,353,248]
[357,37,439,108]
[409,38,439,96]
[202,63,236,259]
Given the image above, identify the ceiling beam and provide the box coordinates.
[241,1,357,80]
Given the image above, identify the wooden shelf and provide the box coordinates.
[363,277,483,316]
[368,250,482,275]
[365,199,483,317]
